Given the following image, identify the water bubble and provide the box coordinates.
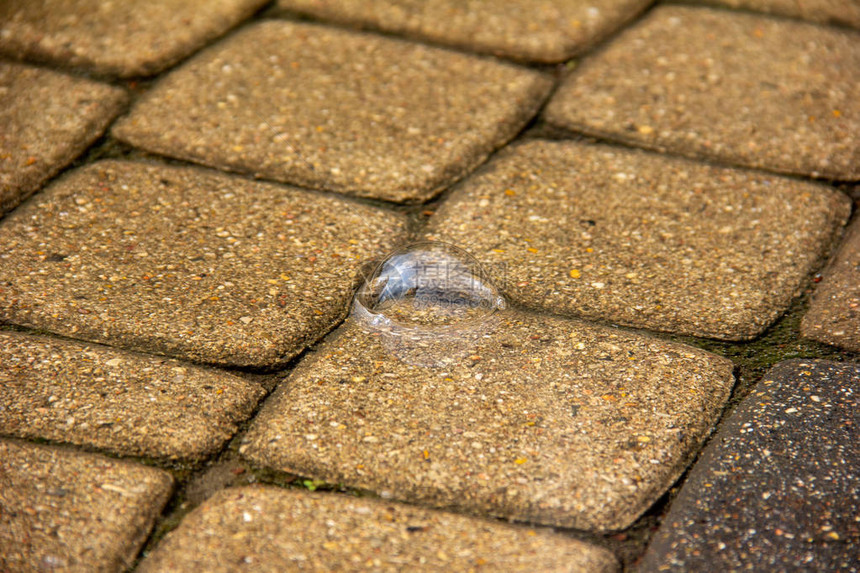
[352,241,506,367]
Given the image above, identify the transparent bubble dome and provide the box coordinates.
[352,241,506,367]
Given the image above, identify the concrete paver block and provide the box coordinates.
[802,217,860,351]
[243,310,735,531]
[427,140,850,340]
[0,331,265,460]
[639,360,860,571]
[0,160,407,367]
[113,20,553,203]
[276,0,651,63]
[0,0,269,77]
[0,61,126,217]
[545,5,860,180]
[0,438,173,572]
[138,485,620,572]
[687,0,860,29]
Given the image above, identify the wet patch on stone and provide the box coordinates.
[0,331,265,460]
[0,61,126,217]
[639,359,860,571]
[138,485,620,572]
[544,5,860,180]
[275,0,651,63]
[0,438,173,572]
[0,0,268,77]
[426,140,850,340]
[0,160,407,367]
[242,310,734,531]
[113,20,553,203]
[802,217,860,352]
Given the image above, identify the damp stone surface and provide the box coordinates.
[639,360,860,572]
[802,217,860,352]
[426,140,850,340]
[138,486,620,572]
[0,61,126,217]
[113,20,553,203]
[242,309,734,532]
[275,0,651,63]
[0,438,173,572]
[0,330,265,460]
[0,0,269,77]
[0,160,407,367]
[544,5,860,180]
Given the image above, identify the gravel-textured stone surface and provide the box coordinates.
[0,438,173,572]
[0,61,126,217]
[243,310,734,532]
[544,5,860,180]
[639,360,860,572]
[113,20,553,203]
[802,218,860,352]
[0,160,407,367]
[275,0,650,63]
[688,0,860,29]
[139,485,620,572]
[0,330,265,460]
[426,140,850,340]
[0,0,268,77]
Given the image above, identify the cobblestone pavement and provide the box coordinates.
[0,1,857,571]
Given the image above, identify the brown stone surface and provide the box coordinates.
[688,0,860,29]
[0,438,173,572]
[0,160,407,367]
[802,217,860,351]
[113,20,553,203]
[275,0,650,63]
[0,61,126,217]
[426,140,850,340]
[139,485,620,572]
[242,310,735,532]
[0,330,265,460]
[544,5,860,180]
[0,0,268,77]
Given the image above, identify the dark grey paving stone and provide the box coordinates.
[426,140,850,340]
[138,485,620,572]
[0,160,407,367]
[242,310,734,532]
[802,217,860,352]
[0,0,268,77]
[0,61,126,217]
[0,438,173,573]
[639,359,860,572]
[112,20,553,203]
[687,0,860,29]
[275,0,651,63]
[0,331,265,460]
[544,5,860,180]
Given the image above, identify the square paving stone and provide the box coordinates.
[0,160,407,367]
[638,359,860,572]
[0,0,269,77]
[275,0,651,63]
[112,20,553,203]
[0,330,265,460]
[802,217,860,352]
[138,485,619,572]
[0,61,126,217]
[544,5,860,180]
[242,309,735,532]
[0,438,173,572]
[687,0,860,29]
[425,140,850,340]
